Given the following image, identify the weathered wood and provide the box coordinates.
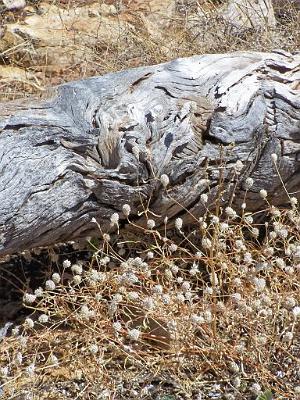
[0,50,299,256]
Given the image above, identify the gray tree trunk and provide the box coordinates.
[0,50,299,256]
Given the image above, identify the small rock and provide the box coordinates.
[2,0,26,10]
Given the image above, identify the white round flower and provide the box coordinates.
[113,321,122,332]
[89,344,98,354]
[161,294,170,304]
[160,174,170,188]
[147,219,156,229]
[122,204,131,217]
[23,293,36,304]
[181,281,191,292]
[244,177,254,189]
[211,215,219,224]
[128,291,139,301]
[253,277,266,292]
[203,310,212,323]
[26,363,35,377]
[51,273,60,284]
[225,207,237,219]
[45,280,56,291]
[271,153,278,163]
[153,285,163,294]
[0,367,8,377]
[146,251,154,259]
[63,259,71,268]
[128,328,140,341]
[243,252,252,264]
[15,352,23,365]
[24,318,34,329]
[73,275,82,285]
[251,227,259,238]
[282,331,293,342]
[175,218,183,230]
[103,233,111,242]
[290,197,298,206]
[34,287,44,297]
[110,213,119,226]
[71,264,83,275]
[202,237,212,249]
[176,293,185,303]
[234,159,244,173]
[190,314,205,325]
[143,296,155,310]
[292,306,300,318]
[249,383,261,395]
[232,377,241,388]
[38,314,49,324]
[80,305,95,320]
[228,361,239,373]
[259,189,268,199]
[169,243,178,253]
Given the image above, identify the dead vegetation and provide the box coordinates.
[0,0,299,101]
[0,1,300,399]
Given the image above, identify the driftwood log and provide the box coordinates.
[0,50,299,256]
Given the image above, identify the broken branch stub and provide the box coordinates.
[0,50,299,256]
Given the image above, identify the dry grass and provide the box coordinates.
[0,1,300,399]
[1,161,300,399]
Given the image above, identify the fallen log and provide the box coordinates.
[0,50,299,256]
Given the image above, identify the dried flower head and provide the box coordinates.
[23,293,36,304]
[160,174,170,188]
[259,189,268,199]
[45,280,56,291]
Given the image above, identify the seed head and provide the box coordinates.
[128,328,140,341]
[23,293,36,305]
[259,189,268,199]
[292,306,300,318]
[51,273,60,284]
[175,218,183,230]
[38,314,49,324]
[122,204,131,217]
[160,174,170,188]
[71,264,83,275]
[89,344,99,355]
[225,207,237,219]
[290,197,298,207]
[63,259,71,269]
[113,321,122,332]
[45,280,56,291]
[282,331,293,342]
[110,213,119,226]
[147,219,155,229]
[249,383,261,396]
[24,318,34,329]
[244,177,254,189]
[234,159,244,173]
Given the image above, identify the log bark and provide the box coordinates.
[0,50,299,256]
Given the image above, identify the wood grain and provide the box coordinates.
[0,51,299,256]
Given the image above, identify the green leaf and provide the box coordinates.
[256,389,273,400]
